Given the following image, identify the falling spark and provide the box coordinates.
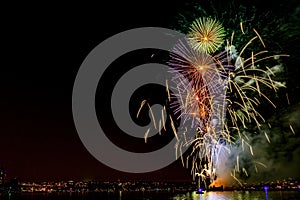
[162,106,166,131]
[242,168,248,177]
[268,123,272,128]
[137,100,147,118]
[289,124,295,135]
[240,22,245,34]
[169,115,178,140]
[249,145,254,156]
[148,103,157,129]
[251,51,254,68]
[238,36,258,61]
[175,141,179,159]
[231,31,234,47]
[180,142,184,166]
[158,120,162,135]
[254,164,258,173]
[231,172,243,186]
[253,28,266,48]
[254,161,267,168]
[264,132,271,143]
[166,79,171,102]
[144,128,150,143]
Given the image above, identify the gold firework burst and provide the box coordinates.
[188,17,225,54]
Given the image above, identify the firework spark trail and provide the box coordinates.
[166,79,171,102]
[264,131,271,143]
[162,106,166,131]
[144,128,150,143]
[136,100,147,118]
[147,103,157,129]
[253,161,267,168]
[240,22,245,34]
[171,120,179,142]
[242,168,248,177]
[253,28,266,48]
[290,124,295,135]
[158,119,162,135]
[231,171,243,186]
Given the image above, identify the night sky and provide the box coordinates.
[2,1,300,183]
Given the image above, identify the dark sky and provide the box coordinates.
[1,0,300,183]
[1,1,192,182]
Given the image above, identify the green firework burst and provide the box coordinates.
[187,17,225,54]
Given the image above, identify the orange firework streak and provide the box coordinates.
[195,76,212,132]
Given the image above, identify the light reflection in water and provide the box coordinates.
[173,191,273,200]
[265,191,269,200]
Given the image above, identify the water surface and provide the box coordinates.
[1,191,299,200]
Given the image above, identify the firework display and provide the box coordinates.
[168,17,289,188]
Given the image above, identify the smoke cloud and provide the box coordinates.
[215,102,300,185]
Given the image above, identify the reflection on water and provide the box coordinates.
[1,191,299,200]
[173,191,300,200]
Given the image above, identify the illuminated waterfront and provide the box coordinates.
[1,191,300,200]
[1,179,300,200]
